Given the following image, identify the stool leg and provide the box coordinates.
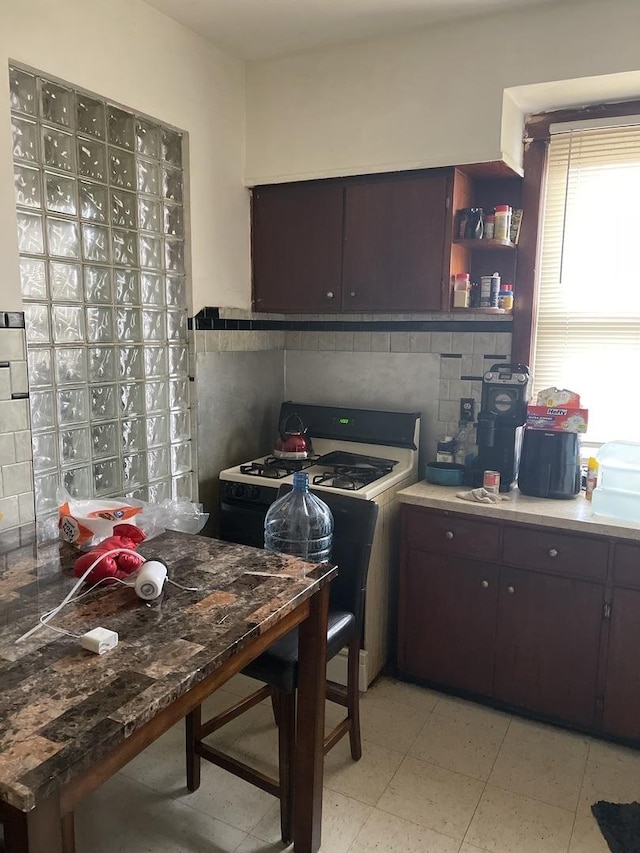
[185,706,202,791]
[347,636,362,760]
[276,689,296,843]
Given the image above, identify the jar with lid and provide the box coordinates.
[483,214,495,240]
[498,283,514,310]
[494,205,512,241]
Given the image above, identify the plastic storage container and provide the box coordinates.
[591,441,640,522]
[264,471,333,562]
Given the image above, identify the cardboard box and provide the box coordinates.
[526,406,589,433]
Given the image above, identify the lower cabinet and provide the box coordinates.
[398,505,611,734]
[398,550,498,696]
[494,567,603,728]
[602,586,640,740]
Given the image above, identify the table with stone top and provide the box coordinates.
[0,526,336,853]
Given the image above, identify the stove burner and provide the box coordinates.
[312,463,394,491]
[239,455,319,479]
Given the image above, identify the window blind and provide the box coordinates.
[533,123,640,443]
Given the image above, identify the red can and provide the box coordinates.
[483,470,501,494]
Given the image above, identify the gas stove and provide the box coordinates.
[218,402,421,689]
[220,402,419,505]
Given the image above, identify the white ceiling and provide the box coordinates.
[143,0,561,61]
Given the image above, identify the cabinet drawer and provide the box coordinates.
[613,542,640,588]
[404,507,500,561]
[502,526,608,580]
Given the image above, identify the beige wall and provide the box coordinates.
[245,0,640,185]
[0,0,249,313]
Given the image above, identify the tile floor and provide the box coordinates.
[74,674,640,853]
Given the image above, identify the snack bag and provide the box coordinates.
[58,492,142,547]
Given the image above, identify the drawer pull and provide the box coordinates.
[326,291,335,299]
[507,585,515,594]
[481,580,489,589]
[548,548,558,558]
[445,531,454,540]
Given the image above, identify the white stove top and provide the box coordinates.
[220,437,418,501]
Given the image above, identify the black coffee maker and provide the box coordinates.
[472,364,530,492]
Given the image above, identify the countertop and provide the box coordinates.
[0,527,335,812]
[397,482,640,542]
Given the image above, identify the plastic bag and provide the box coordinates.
[58,488,209,548]
[136,498,209,540]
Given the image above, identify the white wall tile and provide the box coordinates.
[495,334,513,357]
[0,370,10,401]
[10,361,28,395]
[452,332,475,354]
[352,332,372,352]
[431,332,452,353]
[301,331,318,351]
[0,400,29,433]
[0,330,26,361]
[285,331,301,350]
[371,333,390,352]
[410,332,432,353]
[332,331,352,352]
[472,333,497,354]
[441,358,462,380]
[317,332,336,351]
[0,496,19,529]
[390,332,411,353]
[2,461,32,497]
[0,434,16,466]
[18,492,35,524]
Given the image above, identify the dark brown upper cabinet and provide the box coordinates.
[251,181,345,313]
[251,164,522,314]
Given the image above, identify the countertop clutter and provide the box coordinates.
[397,481,640,541]
[0,527,334,812]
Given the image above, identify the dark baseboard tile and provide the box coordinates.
[189,307,513,335]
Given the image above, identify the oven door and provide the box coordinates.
[219,481,279,549]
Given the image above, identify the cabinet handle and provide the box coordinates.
[326,291,334,299]
[349,290,357,297]
[548,548,558,558]
[445,530,454,540]
[481,580,489,589]
[507,585,515,594]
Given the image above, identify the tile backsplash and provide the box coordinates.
[192,308,513,462]
[0,321,34,531]
[2,306,511,531]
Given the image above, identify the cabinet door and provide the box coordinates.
[398,548,499,695]
[603,587,640,740]
[252,182,344,313]
[494,567,603,727]
[343,173,449,312]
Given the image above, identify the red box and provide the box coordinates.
[525,406,589,433]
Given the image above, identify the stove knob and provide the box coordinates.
[232,483,245,499]
[249,486,261,501]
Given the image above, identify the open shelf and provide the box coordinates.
[453,238,517,250]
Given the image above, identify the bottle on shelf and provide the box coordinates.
[483,214,495,240]
[264,471,333,563]
[494,205,512,241]
[498,282,514,310]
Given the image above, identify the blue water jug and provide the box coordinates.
[264,472,333,563]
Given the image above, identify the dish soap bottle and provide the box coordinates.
[585,457,598,501]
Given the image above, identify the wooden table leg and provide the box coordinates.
[2,792,64,853]
[293,582,330,853]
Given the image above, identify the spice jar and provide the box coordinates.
[498,283,514,310]
[494,205,512,241]
[483,214,495,240]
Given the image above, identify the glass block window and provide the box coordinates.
[9,65,193,521]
